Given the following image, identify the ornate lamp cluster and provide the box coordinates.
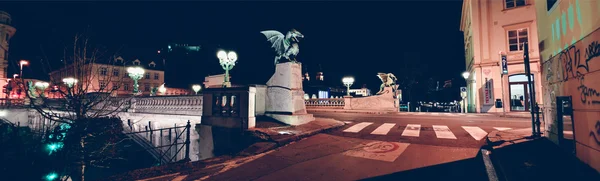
[342,77,355,96]
[217,50,237,87]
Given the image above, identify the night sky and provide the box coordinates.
[1,1,466,101]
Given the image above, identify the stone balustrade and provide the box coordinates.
[130,95,203,116]
[305,98,345,109]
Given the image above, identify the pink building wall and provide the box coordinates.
[461,0,542,113]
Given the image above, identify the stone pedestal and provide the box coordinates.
[265,62,314,125]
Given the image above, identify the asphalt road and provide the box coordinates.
[313,112,533,148]
[201,112,534,181]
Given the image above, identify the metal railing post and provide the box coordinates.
[148,121,153,145]
[185,120,191,160]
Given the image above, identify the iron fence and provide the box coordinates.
[125,120,191,165]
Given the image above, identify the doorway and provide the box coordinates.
[508,74,533,112]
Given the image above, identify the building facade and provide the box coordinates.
[535,0,600,172]
[302,71,346,99]
[49,57,165,96]
[349,88,372,97]
[460,0,543,113]
[0,11,15,100]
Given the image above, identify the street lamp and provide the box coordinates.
[462,71,470,113]
[62,77,78,88]
[192,84,202,95]
[127,67,145,94]
[19,60,28,79]
[158,84,166,95]
[35,81,50,97]
[342,77,355,96]
[13,74,18,80]
[217,50,237,87]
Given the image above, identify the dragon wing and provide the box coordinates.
[261,30,286,55]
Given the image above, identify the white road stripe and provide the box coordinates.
[343,122,373,133]
[493,127,512,131]
[433,125,457,139]
[462,126,488,141]
[402,124,421,137]
[343,121,353,124]
[371,123,396,135]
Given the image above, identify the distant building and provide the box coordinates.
[460,0,542,113]
[349,88,371,97]
[0,11,15,99]
[302,69,346,99]
[49,56,165,96]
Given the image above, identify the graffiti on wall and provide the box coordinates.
[591,120,600,145]
[559,40,600,105]
[577,76,600,105]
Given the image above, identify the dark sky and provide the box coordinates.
[1,1,466,99]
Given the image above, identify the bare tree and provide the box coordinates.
[20,34,133,181]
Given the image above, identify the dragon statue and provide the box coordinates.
[376,73,399,99]
[260,29,304,65]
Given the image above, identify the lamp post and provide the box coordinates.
[217,50,237,88]
[35,81,50,97]
[192,84,202,95]
[127,67,145,94]
[19,60,28,79]
[62,78,78,88]
[158,84,166,95]
[342,77,354,97]
[462,72,470,113]
[62,77,78,97]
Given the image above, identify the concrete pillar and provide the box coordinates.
[195,124,215,160]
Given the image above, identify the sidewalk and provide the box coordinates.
[106,118,345,181]
[485,128,600,181]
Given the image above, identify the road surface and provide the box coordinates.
[201,112,533,181]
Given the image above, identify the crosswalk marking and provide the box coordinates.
[432,125,457,139]
[401,124,421,137]
[494,127,512,131]
[343,122,373,133]
[462,126,488,140]
[371,123,396,135]
[564,131,573,135]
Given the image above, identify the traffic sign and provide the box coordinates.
[460,87,467,93]
[501,54,508,75]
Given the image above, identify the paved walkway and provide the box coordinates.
[307,108,534,118]
[486,128,600,181]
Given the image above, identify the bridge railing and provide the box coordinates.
[0,98,25,108]
[129,95,203,116]
[305,98,345,109]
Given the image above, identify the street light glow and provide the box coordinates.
[45,172,58,181]
[217,50,238,87]
[127,67,145,94]
[62,77,78,87]
[19,60,28,66]
[192,84,202,94]
[462,72,470,79]
[342,77,355,85]
[158,84,166,94]
[35,82,50,89]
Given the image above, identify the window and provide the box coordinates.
[547,0,558,11]
[505,0,526,9]
[144,84,150,91]
[113,69,119,76]
[508,28,528,51]
[112,82,119,90]
[154,73,159,80]
[145,73,150,79]
[124,84,129,91]
[100,67,108,76]
[99,81,107,89]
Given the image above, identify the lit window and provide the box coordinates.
[100,67,108,76]
[505,0,526,9]
[154,73,159,80]
[508,28,528,51]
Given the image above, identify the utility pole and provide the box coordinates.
[523,42,539,137]
[500,53,508,117]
